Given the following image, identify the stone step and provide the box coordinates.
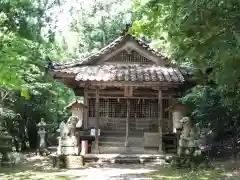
[99,146,145,154]
[101,131,144,137]
[101,131,125,136]
[100,136,126,142]
[128,137,143,146]
[99,141,125,147]
[99,136,143,147]
[99,142,143,148]
[100,136,143,141]
[84,152,175,164]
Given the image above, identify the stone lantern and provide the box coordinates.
[65,100,84,129]
[37,118,47,153]
[0,120,13,166]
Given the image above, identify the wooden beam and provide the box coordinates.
[87,94,177,99]
[158,89,163,153]
[77,81,181,88]
[124,87,133,97]
[83,88,88,129]
[86,89,179,97]
[125,98,130,147]
[74,88,84,96]
[95,88,100,154]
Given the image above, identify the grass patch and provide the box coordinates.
[145,168,240,180]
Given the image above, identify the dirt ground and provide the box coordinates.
[0,153,240,180]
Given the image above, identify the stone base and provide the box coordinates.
[1,153,13,167]
[52,154,84,169]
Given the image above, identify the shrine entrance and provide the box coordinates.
[129,99,158,134]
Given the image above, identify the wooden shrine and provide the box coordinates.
[50,34,187,154]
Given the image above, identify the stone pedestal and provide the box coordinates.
[64,155,84,168]
[51,154,84,169]
[58,136,78,155]
[57,155,84,169]
[1,152,11,167]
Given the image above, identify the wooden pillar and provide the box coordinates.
[125,98,130,147]
[83,87,88,129]
[168,95,172,133]
[158,89,163,153]
[95,88,100,153]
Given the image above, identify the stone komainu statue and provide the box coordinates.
[174,116,207,169]
[66,116,79,137]
[180,116,191,138]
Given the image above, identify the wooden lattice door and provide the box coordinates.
[129,99,158,133]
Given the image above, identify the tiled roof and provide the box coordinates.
[54,64,185,83]
[65,100,84,110]
[51,34,186,84]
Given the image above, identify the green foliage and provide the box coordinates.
[132,0,240,86]
[53,0,131,58]
[181,85,240,141]
[132,0,240,144]
[0,0,64,90]
[0,0,77,150]
[0,0,131,150]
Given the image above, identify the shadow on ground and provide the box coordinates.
[144,168,238,180]
[144,159,240,180]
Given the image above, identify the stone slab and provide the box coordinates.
[84,153,175,164]
[144,132,160,148]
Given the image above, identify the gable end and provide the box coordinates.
[80,34,170,66]
[104,49,156,64]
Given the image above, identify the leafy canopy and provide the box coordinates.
[132,0,240,86]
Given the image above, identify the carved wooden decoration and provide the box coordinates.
[106,49,155,64]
